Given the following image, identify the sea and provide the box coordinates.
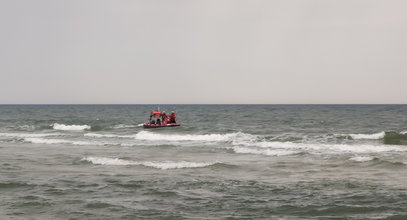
[1,104,407,219]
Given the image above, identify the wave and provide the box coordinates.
[349,156,375,162]
[233,140,407,155]
[383,131,407,145]
[336,131,407,145]
[233,146,298,156]
[24,138,108,146]
[0,132,63,138]
[15,125,36,131]
[81,157,217,169]
[348,132,385,140]
[134,131,255,142]
[24,137,116,146]
[84,133,135,138]
[52,123,90,131]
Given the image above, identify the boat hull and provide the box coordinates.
[143,123,181,129]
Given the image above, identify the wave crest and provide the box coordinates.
[233,146,297,156]
[349,156,375,162]
[24,137,105,146]
[84,133,135,138]
[52,123,90,131]
[0,132,63,138]
[348,132,385,140]
[81,157,216,169]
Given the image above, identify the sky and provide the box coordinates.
[0,0,406,104]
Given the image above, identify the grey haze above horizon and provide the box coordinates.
[1,0,406,104]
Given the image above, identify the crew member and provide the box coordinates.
[169,111,176,123]
[149,111,153,123]
[161,111,167,121]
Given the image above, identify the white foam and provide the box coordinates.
[233,140,407,154]
[113,124,138,129]
[17,125,36,130]
[82,157,137,165]
[24,137,105,146]
[349,156,374,162]
[81,157,216,169]
[0,132,63,138]
[141,161,216,169]
[52,123,90,131]
[84,133,135,138]
[348,132,385,140]
[134,131,254,142]
[233,146,297,156]
[401,131,407,135]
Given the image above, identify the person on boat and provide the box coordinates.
[149,111,153,123]
[150,110,161,124]
[161,111,169,124]
[161,111,167,120]
[169,111,176,123]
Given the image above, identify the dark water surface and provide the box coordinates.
[1,105,407,219]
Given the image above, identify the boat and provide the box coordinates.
[143,122,181,129]
[143,110,180,129]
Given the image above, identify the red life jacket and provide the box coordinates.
[152,111,161,118]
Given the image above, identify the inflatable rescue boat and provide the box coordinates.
[143,110,180,129]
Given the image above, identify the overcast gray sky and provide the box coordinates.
[0,0,406,104]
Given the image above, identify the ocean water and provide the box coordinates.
[1,104,407,219]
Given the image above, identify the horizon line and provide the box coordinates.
[0,103,406,105]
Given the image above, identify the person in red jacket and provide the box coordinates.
[169,111,176,123]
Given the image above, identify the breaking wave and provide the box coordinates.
[334,131,407,145]
[81,157,217,169]
[348,132,385,140]
[0,132,63,138]
[84,133,135,138]
[52,123,91,131]
[134,131,255,142]
[233,146,297,156]
[349,156,375,162]
[232,140,407,155]
[24,138,106,146]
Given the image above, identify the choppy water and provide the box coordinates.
[1,105,407,219]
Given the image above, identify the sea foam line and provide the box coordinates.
[81,157,217,169]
